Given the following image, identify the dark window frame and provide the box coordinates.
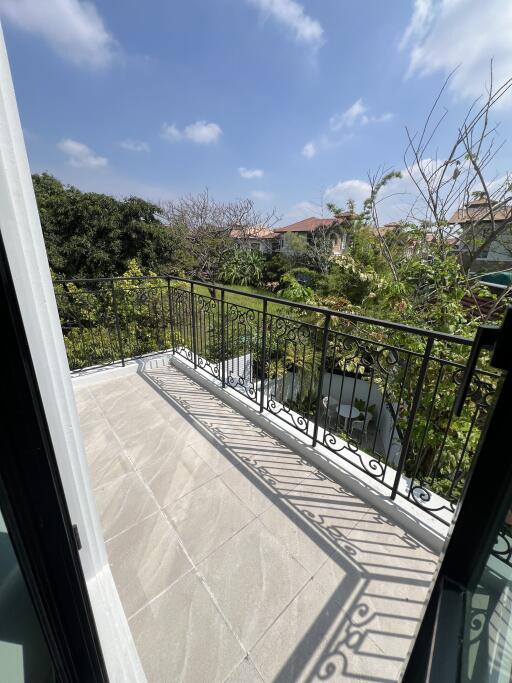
[0,233,109,682]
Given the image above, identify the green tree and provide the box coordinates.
[33,173,186,278]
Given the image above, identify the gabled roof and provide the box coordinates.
[448,198,512,224]
[274,216,342,233]
[371,222,402,235]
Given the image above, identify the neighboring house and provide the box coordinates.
[274,215,353,256]
[448,196,512,272]
[370,222,419,258]
[371,222,413,253]
[230,225,279,254]
[373,222,460,260]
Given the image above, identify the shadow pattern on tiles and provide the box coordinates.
[138,361,438,682]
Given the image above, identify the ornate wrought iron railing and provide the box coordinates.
[55,275,500,524]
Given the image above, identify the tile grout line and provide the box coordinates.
[130,470,255,660]
[221,653,267,683]
[129,373,332,669]
[94,379,254,660]
[78,369,436,683]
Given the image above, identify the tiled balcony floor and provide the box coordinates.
[74,361,439,683]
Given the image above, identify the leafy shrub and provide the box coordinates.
[261,254,289,284]
[277,273,316,303]
[287,267,322,287]
[219,248,264,286]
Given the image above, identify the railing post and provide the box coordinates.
[166,277,176,354]
[312,313,331,446]
[190,282,197,368]
[259,299,268,413]
[110,278,125,367]
[390,335,434,500]
[220,288,226,387]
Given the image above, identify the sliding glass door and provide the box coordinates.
[461,509,512,681]
[403,308,512,682]
[0,507,55,683]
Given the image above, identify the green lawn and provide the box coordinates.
[191,283,286,316]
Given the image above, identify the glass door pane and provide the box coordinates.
[0,508,55,683]
[462,506,512,682]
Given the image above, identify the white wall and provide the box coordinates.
[321,373,402,466]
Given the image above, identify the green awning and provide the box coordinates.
[480,271,512,286]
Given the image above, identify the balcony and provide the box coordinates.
[75,362,436,682]
[60,276,497,682]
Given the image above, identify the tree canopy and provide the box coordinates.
[33,173,186,278]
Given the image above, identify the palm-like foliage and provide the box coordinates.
[219,248,264,286]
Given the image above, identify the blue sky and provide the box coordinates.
[2,0,512,224]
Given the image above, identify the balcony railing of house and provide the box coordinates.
[55,275,499,526]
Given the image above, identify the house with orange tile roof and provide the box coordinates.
[273,214,354,256]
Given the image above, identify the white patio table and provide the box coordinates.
[337,404,361,430]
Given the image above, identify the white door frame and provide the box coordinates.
[0,23,145,683]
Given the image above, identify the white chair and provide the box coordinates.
[350,412,373,439]
[322,396,337,428]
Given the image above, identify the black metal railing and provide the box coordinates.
[55,275,500,524]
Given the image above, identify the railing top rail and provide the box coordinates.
[55,274,478,346]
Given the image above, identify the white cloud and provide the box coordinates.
[57,138,107,168]
[247,0,323,49]
[239,167,264,179]
[161,123,182,142]
[0,0,117,68]
[303,101,392,160]
[119,139,150,153]
[184,121,222,144]
[330,99,367,130]
[364,112,394,125]
[324,179,372,209]
[330,99,393,130]
[282,200,324,223]
[323,162,454,224]
[302,141,316,158]
[251,190,273,200]
[162,121,222,145]
[401,0,512,104]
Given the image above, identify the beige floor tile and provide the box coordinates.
[88,377,137,410]
[78,364,437,683]
[345,512,438,580]
[252,567,411,683]
[94,471,158,541]
[318,628,406,682]
[105,400,167,440]
[140,447,217,508]
[120,420,180,469]
[310,550,362,605]
[106,512,192,618]
[285,491,372,559]
[80,416,133,483]
[129,572,244,683]
[250,576,345,683]
[199,519,309,649]
[78,403,105,429]
[221,465,276,516]
[165,478,254,563]
[191,437,236,475]
[259,498,353,575]
[88,449,133,489]
[224,656,264,683]
[73,385,96,412]
[346,575,431,665]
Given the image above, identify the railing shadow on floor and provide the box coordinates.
[137,360,438,682]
